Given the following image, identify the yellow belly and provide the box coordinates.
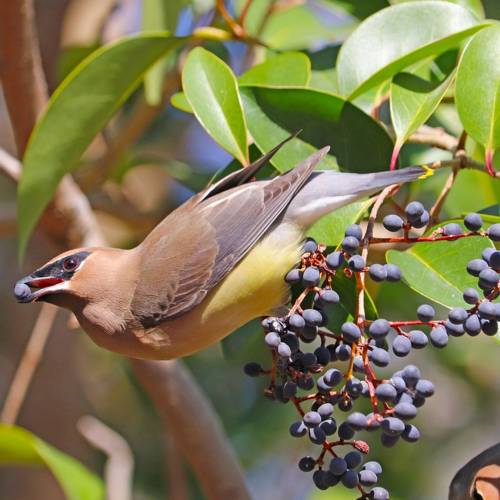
[137,222,303,358]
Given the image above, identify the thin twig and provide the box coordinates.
[429,167,459,225]
[216,0,245,38]
[1,304,58,424]
[238,0,253,26]
[77,415,134,500]
[407,125,459,152]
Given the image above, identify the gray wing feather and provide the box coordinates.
[131,147,329,327]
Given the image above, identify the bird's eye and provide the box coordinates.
[62,256,79,272]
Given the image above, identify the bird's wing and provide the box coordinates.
[130,148,329,328]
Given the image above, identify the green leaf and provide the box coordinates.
[241,87,393,173]
[308,199,372,246]
[170,91,192,112]
[18,33,183,258]
[337,1,486,98]
[260,5,354,50]
[238,52,311,87]
[386,226,494,308]
[389,69,456,168]
[142,0,185,105]
[456,25,500,172]
[324,0,390,20]
[182,47,249,165]
[0,425,103,500]
[332,271,378,321]
[390,0,485,19]
[309,69,339,94]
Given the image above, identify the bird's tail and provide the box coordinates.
[284,165,430,228]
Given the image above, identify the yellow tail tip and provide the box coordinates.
[418,164,434,180]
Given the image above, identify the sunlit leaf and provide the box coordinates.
[0,425,103,500]
[241,87,393,173]
[142,0,186,105]
[182,47,249,165]
[308,199,372,247]
[170,91,192,112]
[18,33,183,258]
[389,69,456,168]
[337,1,486,98]
[386,223,494,308]
[456,25,500,174]
[238,52,311,87]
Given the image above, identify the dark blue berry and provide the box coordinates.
[330,457,348,476]
[381,417,405,436]
[369,263,387,281]
[405,201,424,221]
[385,263,402,282]
[487,223,500,241]
[344,451,362,469]
[417,304,435,321]
[409,330,428,349]
[392,335,411,357]
[326,251,344,269]
[467,259,488,276]
[464,213,483,231]
[342,236,360,254]
[443,223,462,236]
[383,214,404,232]
[402,424,420,442]
[375,383,397,402]
[341,322,361,342]
[290,421,307,437]
[346,412,368,430]
[430,325,448,347]
[298,456,316,471]
[303,239,318,254]
[302,267,321,287]
[348,255,366,271]
[345,224,363,240]
[369,319,390,338]
[463,287,479,305]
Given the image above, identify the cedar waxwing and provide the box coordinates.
[14,139,427,360]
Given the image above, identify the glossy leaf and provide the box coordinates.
[337,1,485,98]
[389,69,456,168]
[261,5,353,50]
[182,47,249,165]
[238,52,311,87]
[0,425,103,500]
[142,0,185,105]
[387,225,494,308]
[18,34,182,257]
[170,91,192,113]
[390,0,485,19]
[456,25,500,174]
[308,199,372,246]
[241,87,393,173]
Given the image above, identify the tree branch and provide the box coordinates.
[131,360,250,500]
[408,125,459,152]
[0,304,58,424]
[77,415,134,500]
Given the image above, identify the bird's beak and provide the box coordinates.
[14,275,65,303]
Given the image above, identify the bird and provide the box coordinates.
[14,137,428,360]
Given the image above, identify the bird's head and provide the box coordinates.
[14,248,101,308]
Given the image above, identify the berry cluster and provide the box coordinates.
[244,204,499,499]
